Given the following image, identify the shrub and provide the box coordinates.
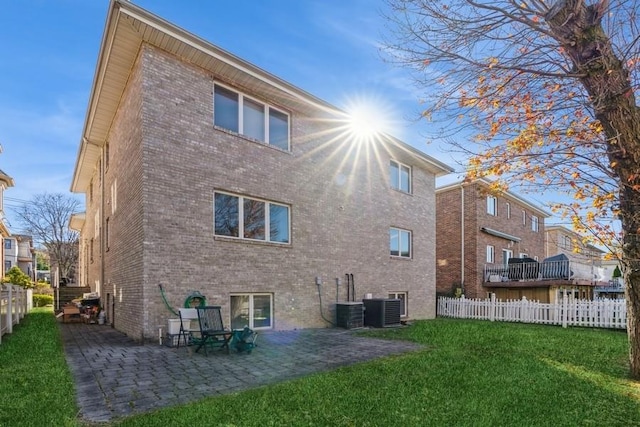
[3,266,34,288]
[33,294,54,307]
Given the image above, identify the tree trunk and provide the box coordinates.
[546,0,640,378]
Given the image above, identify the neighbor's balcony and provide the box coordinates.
[484,259,605,284]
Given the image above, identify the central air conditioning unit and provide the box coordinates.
[363,298,401,328]
[335,302,364,329]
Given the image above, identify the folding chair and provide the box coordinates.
[195,306,232,355]
[177,308,199,349]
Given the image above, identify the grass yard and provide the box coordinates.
[1,309,639,426]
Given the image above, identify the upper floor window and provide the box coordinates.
[214,84,289,150]
[506,202,511,219]
[214,192,290,244]
[486,245,495,263]
[390,227,412,258]
[522,210,526,225]
[487,196,497,216]
[4,239,11,250]
[389,160,411,193]
[531,216,539,232]
[563,235,572,250]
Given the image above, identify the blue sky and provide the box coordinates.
[0,0,481,231]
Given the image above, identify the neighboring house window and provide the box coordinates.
[230,293,272,330]
[531,216,539,232]
[94,211,100,237]
[4,239,11,250]
[389,292,408,317]
[487,196,497,216]
[389,160,411,193]
[506,202,511,219]
[522,210,526,226]
[486,245,495,263]
[390,228,411,258]
[563,235,571,250]
[214,192,290,244]
[4,261,10,271]
[213,84,290,150]
[520,253,528,258]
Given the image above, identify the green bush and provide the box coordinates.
[3,266,33,288]
[33,294,54,307]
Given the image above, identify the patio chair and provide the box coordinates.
[195,306,232,355]
[177,308,200,349]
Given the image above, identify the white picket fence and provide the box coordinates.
[0,284,30,345]
[437,295,627,329]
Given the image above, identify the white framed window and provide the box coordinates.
[563,235,572,249]
[519,253,528,258]
[390,228,412,258]
[486,245,495,263]
[230,293,272,330]
[487,196,497,216]
[506,202,511,219]
[214,84,290,150]
[388,292,408,317]
[214,191,290,244]
[531,215,539,232]
[389,160,411,193]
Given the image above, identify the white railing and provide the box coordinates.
[437,295,627,329]
[0,284,30,345]
[484,259,603,283]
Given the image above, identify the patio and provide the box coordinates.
[59,322,422,423]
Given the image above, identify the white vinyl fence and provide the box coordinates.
[437,294,627,329]
[0,284,30,345]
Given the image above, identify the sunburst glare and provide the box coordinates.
[342,95,396,144]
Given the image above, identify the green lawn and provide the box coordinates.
[2,309,639,426]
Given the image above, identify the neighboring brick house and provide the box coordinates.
[69,1,452,341]
[435,179,550,300]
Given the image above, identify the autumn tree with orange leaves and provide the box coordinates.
[384,0,640,378]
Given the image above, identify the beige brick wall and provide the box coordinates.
[81,45,441,340]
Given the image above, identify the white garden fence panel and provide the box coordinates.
[0,284,29,345]
[437,295,627,330]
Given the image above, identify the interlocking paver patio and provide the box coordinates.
[60,322,422,423]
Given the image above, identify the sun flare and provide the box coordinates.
[343,95,395,143]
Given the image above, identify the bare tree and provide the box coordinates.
[384,0,640,377]
[14,193,80,283]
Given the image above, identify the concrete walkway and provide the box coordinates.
[59,323,422,423]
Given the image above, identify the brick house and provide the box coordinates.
[435,179,550,300]
[69,1,451,341]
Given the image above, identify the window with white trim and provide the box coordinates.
[214,192,290,244]
[230,293,272,330]
[214,84,290,150]
[388,292,408,317]
[531,215,539,232]
[487,196,497,216]
[390,228,411,258]
[389,160,411,193]
[486,245,495,263]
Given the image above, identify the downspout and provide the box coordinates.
[461,185,465,293]
[100,144,106,307]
